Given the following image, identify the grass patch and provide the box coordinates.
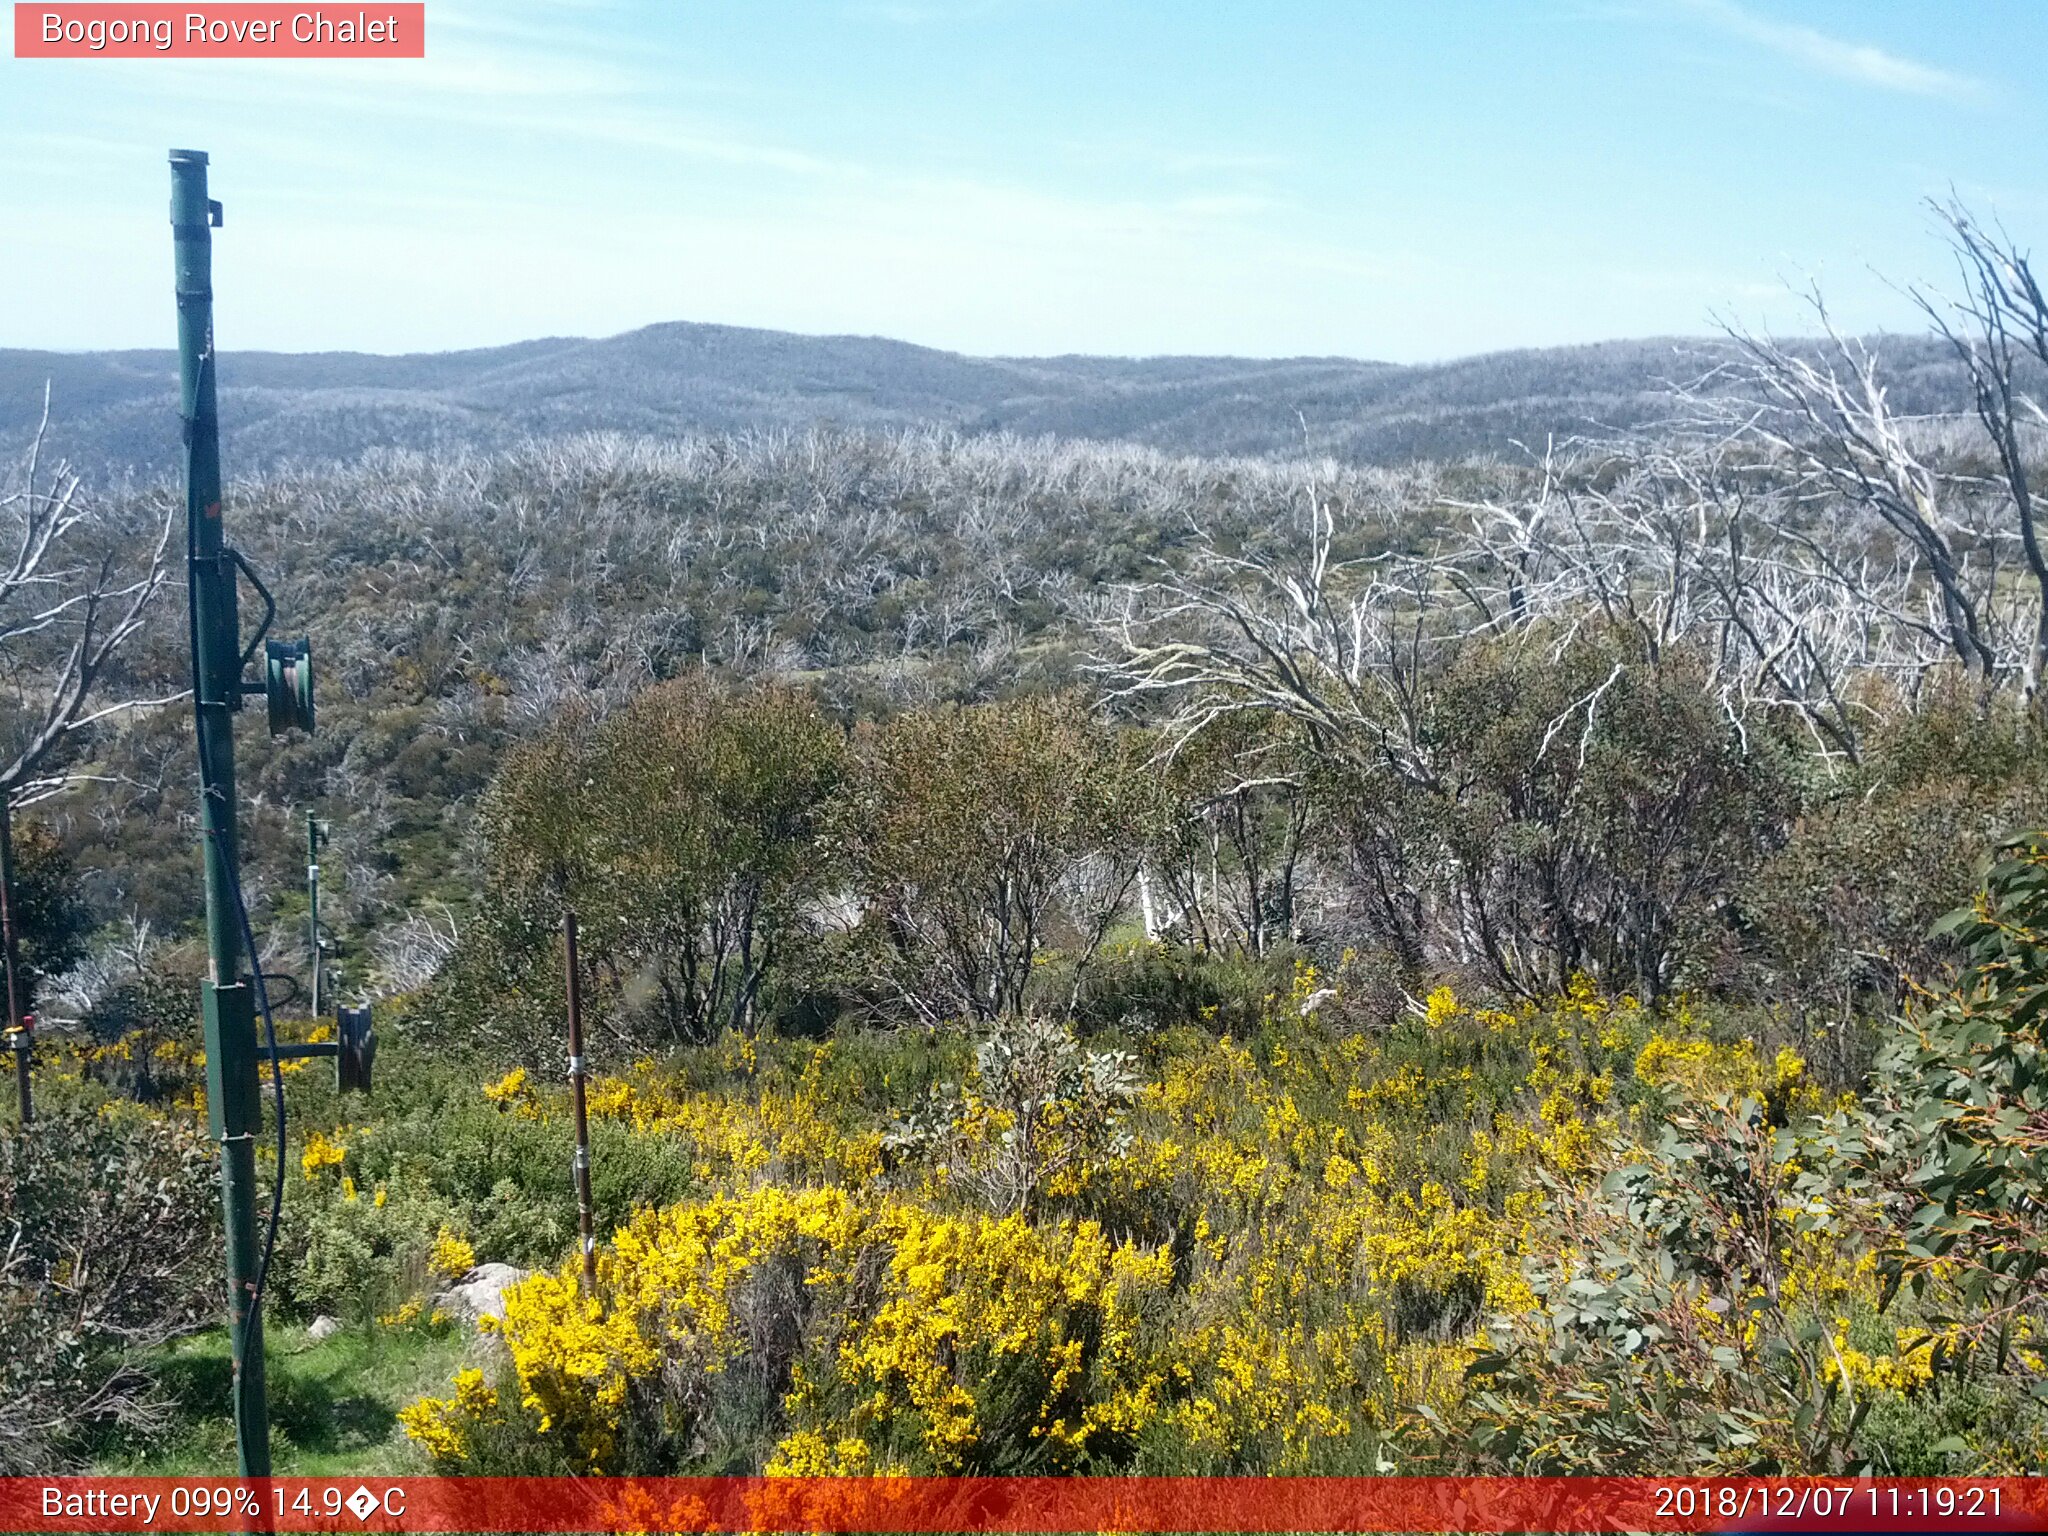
[97,1317,472,1475]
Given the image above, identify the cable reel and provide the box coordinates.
[265,638,315,736]
[223,549,315,738]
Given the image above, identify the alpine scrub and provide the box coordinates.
[392,969,2030,1475]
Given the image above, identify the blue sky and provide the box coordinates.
[4,1,2044,361]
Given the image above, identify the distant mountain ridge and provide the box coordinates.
[0,320,1970,474]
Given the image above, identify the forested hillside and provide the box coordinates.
[0,324,1979,475]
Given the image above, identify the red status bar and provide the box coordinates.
[3,1475,2043,1534]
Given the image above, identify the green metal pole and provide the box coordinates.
[307,810,321,1020]
[171,147,269,1478]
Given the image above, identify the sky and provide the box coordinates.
[3,1,2046,362]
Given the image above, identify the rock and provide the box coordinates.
[433,1262,531,1328]
[306,1314,343,1341]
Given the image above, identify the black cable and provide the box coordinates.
[224,831,288,1370]
[186,495,287,1452]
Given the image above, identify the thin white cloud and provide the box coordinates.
[848,0,1030,25]
[1675,0,1985,101]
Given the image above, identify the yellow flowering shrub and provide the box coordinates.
[428,1225,477,1281]
[398,1367,501,1464]
[482,1065,529,1101]
[300,1128,347,1179]
[582,1049,882,1190]
[396,981,1954,1476]
[1634,1026,1823,1120]
[1820,1326,1939,1396]
[405,1185,1174,1473]
[1423,985,1458,1029]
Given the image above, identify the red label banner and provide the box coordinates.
[1,1476,2044,1533]
[14,5,425,57]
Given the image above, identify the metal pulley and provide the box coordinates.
[336,1003,375,1094]
[265,637,315,736]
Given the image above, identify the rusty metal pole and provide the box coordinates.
[0,787,27,1126]
[564,909,597,1295]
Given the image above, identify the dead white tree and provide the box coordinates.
[0,387,178,804]
[1100,475,1473,793]
[1448,438,1939,766]
[1712,293,2008,696]
[1091,425,1981,989]
[372,900,461,994]
[1915,199,2048,713]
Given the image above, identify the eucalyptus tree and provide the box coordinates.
[440,676,844,1057]
[834,692,1154,1025]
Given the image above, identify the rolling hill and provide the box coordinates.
[0,321,1968,475]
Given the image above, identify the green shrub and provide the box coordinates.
[1840,830,2048,1375]
[1734,778,2048,1020]
[1402,1096,1870,1474]
[279,1077,704,1317]
[883,1015,1140,1217]
[1723,693,2048,1021]
[0,1105,216,1471]
[1058,940,1279,1038]
[834,693,1151,1024]
[282,1179,466,1323]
